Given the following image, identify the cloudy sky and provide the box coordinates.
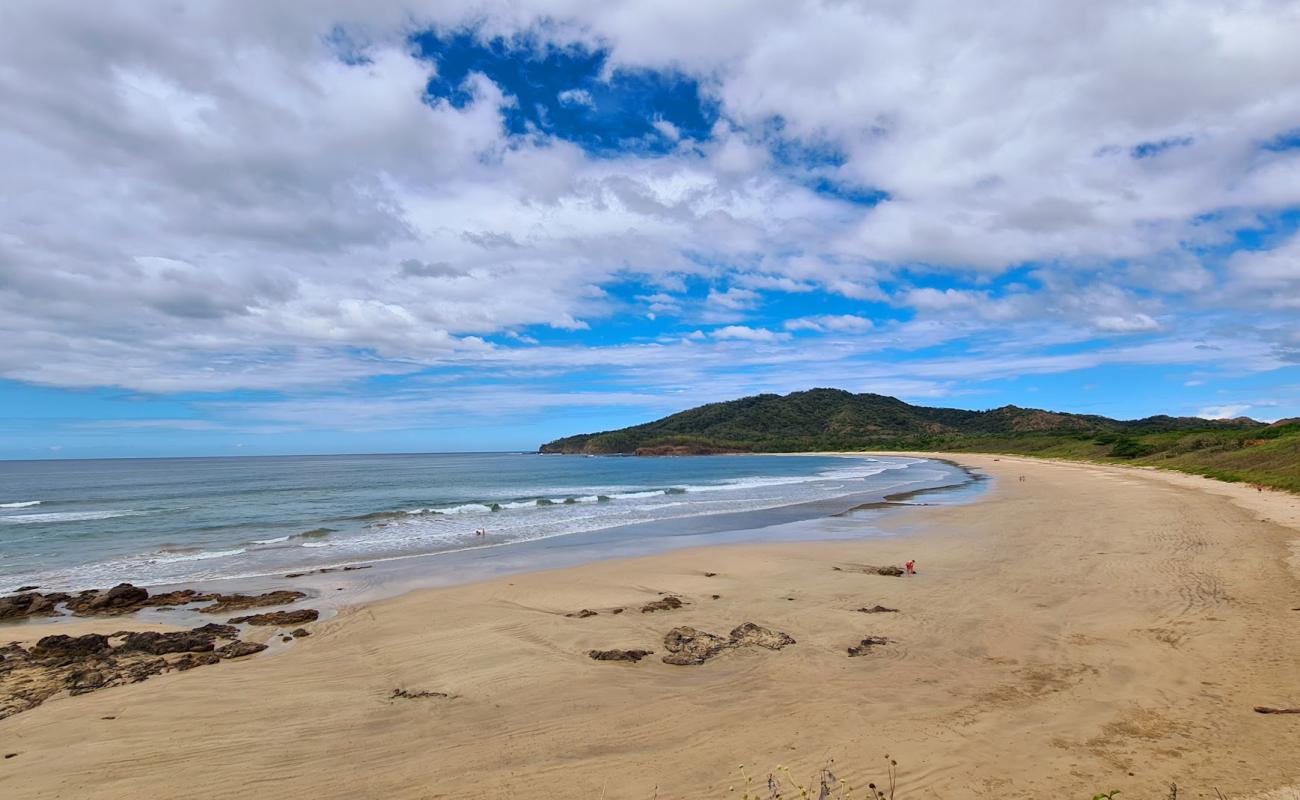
[2,1,1299,458]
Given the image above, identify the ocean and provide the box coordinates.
[0,452,972,592]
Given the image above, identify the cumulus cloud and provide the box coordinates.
[0,0,1297,428]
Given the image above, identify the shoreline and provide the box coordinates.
[2,453,1298,798]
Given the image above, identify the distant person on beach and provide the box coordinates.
[905,559,916,575]
[474,528,486,537]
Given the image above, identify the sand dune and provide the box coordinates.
[1,455,1297,799]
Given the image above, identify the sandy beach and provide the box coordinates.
[2,454,1298,799]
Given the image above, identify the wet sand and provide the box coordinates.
[1,454,1298,799]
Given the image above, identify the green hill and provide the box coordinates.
[539,388,1300,492]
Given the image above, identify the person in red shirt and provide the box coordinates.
[905,559,916,575]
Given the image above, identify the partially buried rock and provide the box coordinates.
[662,622,797,666]
[190,622,239,639]
[14,585,38,592]
[215,641,267,659]
[290,628,311,638]
[847,636,890,657]
[857,605,899,614]
[875,566,905,577]
[391,688,452,699]
[588,649,654,663]
[640,596,684,613]
[172,652,221,671]
[227,609,319,626]
[728,622,796,650]
[567,609,598,618]
[661,626,730,666]
[198,590,306,614]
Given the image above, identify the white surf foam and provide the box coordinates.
[0,500,41,508]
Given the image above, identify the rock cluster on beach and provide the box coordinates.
[0,625,270,720]
[0,583,312,621]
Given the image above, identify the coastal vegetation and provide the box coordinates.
[539,389,1300,492]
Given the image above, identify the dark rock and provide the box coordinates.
[568,609,598,618]
[847,636,890,657]
[875,566,905,577]
[588,649,654,663]
[729,622,796,650]
[31,633,110,659]
[0,592,65,621]
[857,605,899,614]
[391,688,452,699]
[143,589,213,607]
[172,652,221,671]
[703,572,717,578]
[116,631,215,655]
[65,583,150,615]
[197,590,306,614]
[342,565,371,571]
[15,586,38,592]
[290,628,310,638]
[281,636,293,643]
[190,623,239,639]
[662,626,730,665]
[227,609,318,626]
[284,573,308,578]
[215,641,267,659]
[611,608,624,614]
[640,596,684,613]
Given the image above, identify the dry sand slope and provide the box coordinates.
[1,455,1298,799]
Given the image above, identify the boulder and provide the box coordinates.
[588,649,654,663]
[30,634,110,660]
[227,609,318,626]
[0,592,67,620]
[290,628,311,638]
[65,583,150,615]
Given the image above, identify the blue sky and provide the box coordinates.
[2,2,1299,459]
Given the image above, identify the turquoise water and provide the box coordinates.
[0,453,965,591]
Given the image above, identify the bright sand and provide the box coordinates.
[1,454,1298,799]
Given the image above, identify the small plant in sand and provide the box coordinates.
[728,755,897,800]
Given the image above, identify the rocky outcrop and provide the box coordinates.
[226,609,318,626]
[588,649,654,663]
[662,622,796,666]
[1,623,264,720]
[143,589,215,606]
[198,591,307,614]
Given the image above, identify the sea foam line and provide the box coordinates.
[0,500,41,508]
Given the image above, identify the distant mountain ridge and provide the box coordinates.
[539,388,1263,455]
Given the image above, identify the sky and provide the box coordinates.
[1,1,1299,459]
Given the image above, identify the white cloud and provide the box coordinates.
[711,325,789,342]
[1094,313,1160,332]
[557,88,594,107]
[1197,404,1251,419]
[0,0,1297,407]
[785,314,874,333]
